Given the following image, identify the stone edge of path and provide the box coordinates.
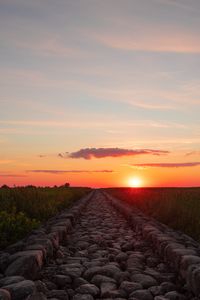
[0,190,94,300]
[103,191,200,297]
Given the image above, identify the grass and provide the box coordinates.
[0,186,90,248]
[106,187,200,241]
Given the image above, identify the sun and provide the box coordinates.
[128,177,142,188]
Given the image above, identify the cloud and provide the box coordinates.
[185,151,200,156]
[131,162,200,168]
[27,169,114,174]
[0,174,27,177]
[67,148,169,160]
[86,17,200,54]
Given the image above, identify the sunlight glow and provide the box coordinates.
[128,177,142,188]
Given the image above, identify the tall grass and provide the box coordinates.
[107,187,200,241]
[0,186,90,248]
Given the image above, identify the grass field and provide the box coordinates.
[106,187,200,241]
[0,186,90,248]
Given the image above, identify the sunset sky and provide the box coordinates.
[0,0,200,187]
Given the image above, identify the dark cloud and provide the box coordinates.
[131,162,200,168]
[67,148,169,160]
[27,169,114,174]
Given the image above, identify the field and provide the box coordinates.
[0,186,90,248]
[106,187,200,242]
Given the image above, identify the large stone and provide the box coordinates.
[116,252,128,262]
[5,251,43,280]
[73,294,94,300]
[91,275,116,287]
[187,264,200,295]
[119,280,142,295]
[46,289,69,300]
[99,265,121,280]
[164,291,186,299]
[2,280,36,300]
[84,267,102,280]
[76,284,99,296]
[131,273,157,288]
[26,292,47,300]
[180,255,200,279]
[100,282,117,298]
[0,288,11,300]
[0,254,10,273]
[0,276,24,287]
[53,275,72,287]
[73,277,89,288]
[130,289,153,300]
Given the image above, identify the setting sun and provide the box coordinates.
[128,177,142,188]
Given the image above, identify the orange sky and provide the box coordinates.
[0,0,200,187]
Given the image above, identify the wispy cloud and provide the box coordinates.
[156,0,199,12]
[185,151,200,156]
[131,162,200,168]
[87,20,200,54]
[27,169,114,174]
[67,148,169,160]
[0,174,27,177]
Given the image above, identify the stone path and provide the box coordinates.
[34,191,195,300]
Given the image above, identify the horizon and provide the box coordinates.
[1,0,200,188]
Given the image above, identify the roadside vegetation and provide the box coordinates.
[107,187,200,242]
[0,186,90,248]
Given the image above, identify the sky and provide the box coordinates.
[0,0,200,187]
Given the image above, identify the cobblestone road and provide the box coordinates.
[36,191,194,300]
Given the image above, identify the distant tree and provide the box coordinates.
[59,183,70,188]
[1,184,10,189]
[25,185,36,188]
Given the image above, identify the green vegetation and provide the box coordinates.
[0,186,90,248]
[106,187,200,241]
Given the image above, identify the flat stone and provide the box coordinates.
[46,289,69,300]
[0,276,24,287]
[131,273,157,288]
[76,284,99,296]
[130,289,153,300]
[26,292,47,299]
[73,294,94,300]
[164,291,186,300]
[91,275,116,287]
[120,281,142,295]
[2,280,36,300]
